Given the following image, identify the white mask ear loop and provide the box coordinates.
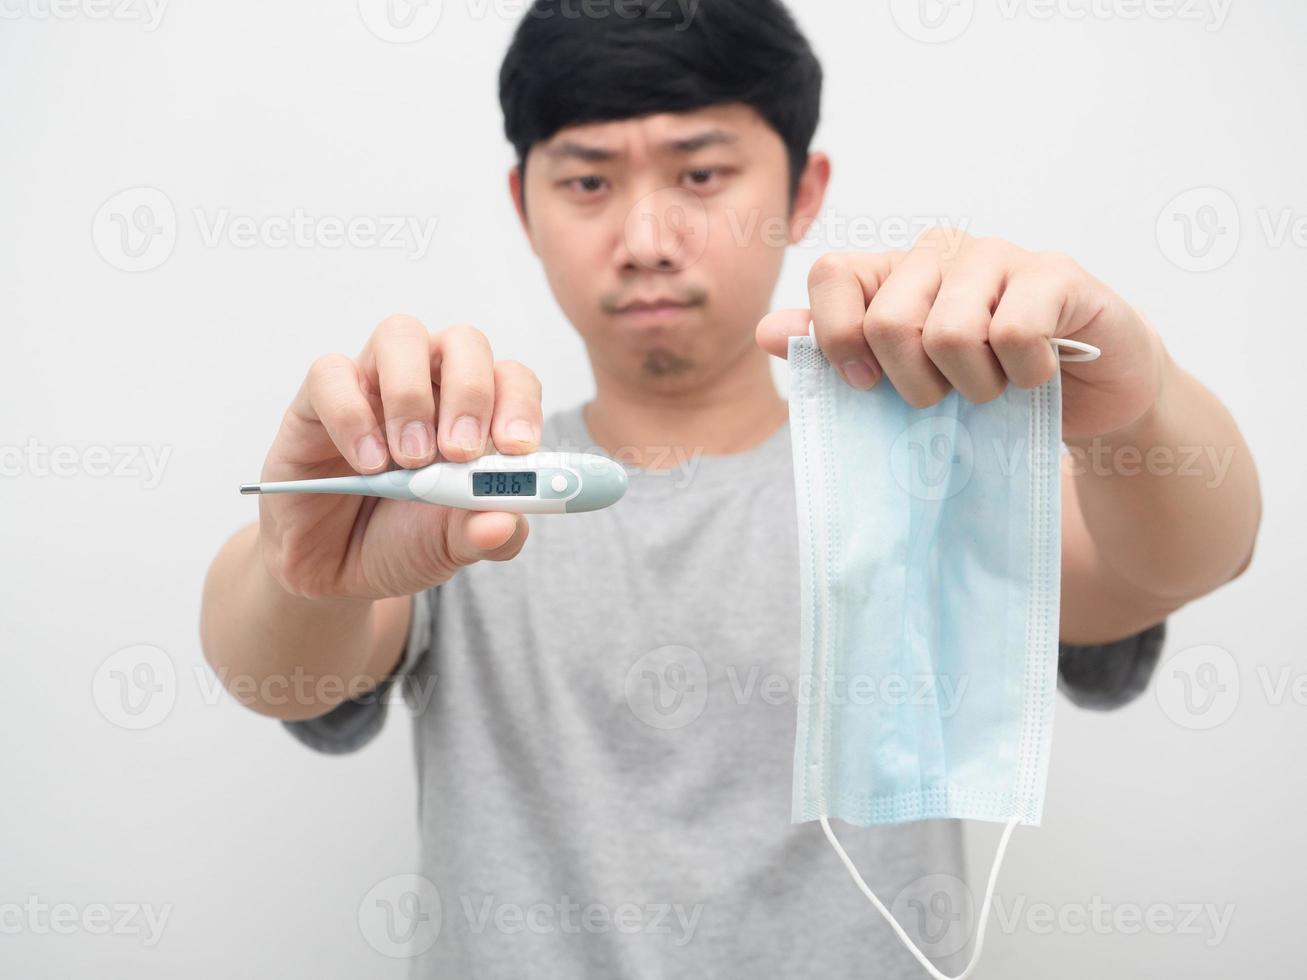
[1050,337,1101,362]
[821,814,1021,980]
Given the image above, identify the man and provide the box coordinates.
[200,0,1260,975]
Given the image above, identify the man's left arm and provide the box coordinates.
[1060,331,1260,643]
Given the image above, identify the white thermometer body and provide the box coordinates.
[241,451,628,514]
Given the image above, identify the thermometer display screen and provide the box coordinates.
[472,471,537,497]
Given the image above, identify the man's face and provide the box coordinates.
[512,103,825,394]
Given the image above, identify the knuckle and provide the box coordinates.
[308,351,351,380]
[821,317,871,353]
[915,225,969,251]
[1038,249,1079,275]
[376,313,424,339]
[381,380,435,413]
[447,377,495,408]
[921,321,978,357]
[305,360,373,428]
[495,359,541,390]
[339,403,378,432]
[863,306,921,346]
[969,235,1011,261]
[1036,250,1083,293]
[988,319,1034,351]
[441,322,490,349]
[915,225,946,245]
[807,252,850,288]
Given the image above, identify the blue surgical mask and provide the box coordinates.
[786,324,1099,979]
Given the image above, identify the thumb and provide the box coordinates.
[443,509,529,567]
[756,307,813,358]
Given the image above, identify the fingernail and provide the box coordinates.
[507,419,536,443]
[400,420,431,459]
[450,415,481,452]
[839,359,877,389]
[357,432,387,470]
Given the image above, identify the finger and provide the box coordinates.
[489,360,543,454]
[431,325,496,461]
[358,316,437,467]
[293,353,389,473]
[920,253,1009,403]
[806,252,898,388]
[862,246,950,408]
[989,274,1062,388]
[755,307,814,358]
[445,510,530,566]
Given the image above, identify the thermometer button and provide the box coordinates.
[537,468,578,500]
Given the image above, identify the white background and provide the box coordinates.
[1,0,1301,976]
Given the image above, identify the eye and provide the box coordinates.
[682,167,722,190]
[563,175,608,195]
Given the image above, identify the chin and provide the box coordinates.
[640,347,695,379]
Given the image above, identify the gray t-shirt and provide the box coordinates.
[285,403,1164,978]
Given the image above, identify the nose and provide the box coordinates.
[620,185,707,273]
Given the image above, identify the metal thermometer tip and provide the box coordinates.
[239,484,262,494]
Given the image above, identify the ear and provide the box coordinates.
[788,151,831,245]
[508,164,538,256]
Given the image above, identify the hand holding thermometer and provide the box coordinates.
[240,451,628,514]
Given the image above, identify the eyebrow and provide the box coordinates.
[541,128,739,163]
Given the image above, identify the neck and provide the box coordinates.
[583,343,787,471]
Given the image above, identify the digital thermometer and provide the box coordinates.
[240,451,628,514]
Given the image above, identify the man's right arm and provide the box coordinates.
[200,521,413,721]
[197,318,539,721]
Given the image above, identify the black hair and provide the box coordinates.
[498,0,822,209]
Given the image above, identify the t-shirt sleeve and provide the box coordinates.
[1057,619,1166,710]
[281,588,434,755]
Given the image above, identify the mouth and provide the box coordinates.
[612,296,702,325]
